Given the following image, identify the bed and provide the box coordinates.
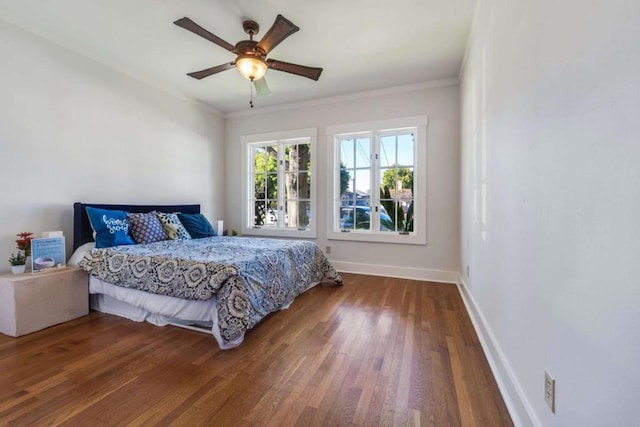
[71,202,342,349]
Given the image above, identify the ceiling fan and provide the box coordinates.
[174,15,323,100]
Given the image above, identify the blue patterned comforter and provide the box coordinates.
[78,237,342,345]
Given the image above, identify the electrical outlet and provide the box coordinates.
[545,371,555,413]
[325,246,331,255]
[466,265,470,277]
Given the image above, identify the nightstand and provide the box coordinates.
[0,266,89,337]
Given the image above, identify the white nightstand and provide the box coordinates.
[0,266,89,337]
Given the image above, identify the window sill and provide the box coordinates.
[326,230,425,245]
[241,227,317,240]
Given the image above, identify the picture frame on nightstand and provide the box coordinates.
[31,237,66,272]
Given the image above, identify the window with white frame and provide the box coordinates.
[242,128,317,238]
[327,117,427,244]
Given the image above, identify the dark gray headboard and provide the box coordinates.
[73,202,200,251]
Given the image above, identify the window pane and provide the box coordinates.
[253,147,267,170]
[282,144,312,230]
[254,145,278,170]
[397,133,414,166]
[380,135,396,168]
[354,206,372,231]
[379,167,413,196]
[339,206,354,230]
[403,167,414,193]
[339,206,371,231]
[353,169,371,206]
[265,202,279,228]
[253,144,278,201]
[339,137,370,208]
[339,165,351,199]
[378,205,396,232]
[254,174,266,198]
[285,201,310,229]
[287,143,310,172]
[403,199,414,232]
[355,137,370,168]
[266,173,278,199]
[298,171,310,198]
[253,201,265,226]
[285,145,296,172]
[340,139,355,169]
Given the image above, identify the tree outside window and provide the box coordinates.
[251,141,311,230]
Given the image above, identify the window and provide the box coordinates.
[327,116,427,244]
[242,128,317,238]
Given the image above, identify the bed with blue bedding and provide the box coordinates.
[72,203,342,349]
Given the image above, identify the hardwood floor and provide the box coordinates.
[0,273,512,426]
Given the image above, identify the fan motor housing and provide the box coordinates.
[235,40,266,57]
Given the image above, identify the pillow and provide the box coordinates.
[177,213,217,238]
[128,212,168,244]
[68,242,95,266]
[155,211,192,240]
[85,207,135,248]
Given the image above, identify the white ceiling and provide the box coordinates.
[0,0,476,114]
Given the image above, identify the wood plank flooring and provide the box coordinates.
[0,273,512,426]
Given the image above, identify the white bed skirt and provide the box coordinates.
[89,275,244,350]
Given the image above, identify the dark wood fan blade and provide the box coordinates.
[187,62,235,80]
[256,15,299,54]
[267,59,323,81]
[174,17,236,53]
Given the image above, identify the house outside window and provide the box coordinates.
[242,128,317,238]
[327,116,427,245]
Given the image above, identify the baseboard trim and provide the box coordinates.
[456,274,540,427]
[331,261,458,284]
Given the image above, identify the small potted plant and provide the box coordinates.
[8,232,33,274]
[9,251,26,274]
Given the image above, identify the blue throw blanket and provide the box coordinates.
[79,236,342,345]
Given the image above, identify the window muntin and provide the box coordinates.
[378,132,415,234]
[283,141,312,230]
[339,135,373,231]
[335,129,416,235]
[244,128,316,238]
[251,144,279,228]
[327,116,426,245]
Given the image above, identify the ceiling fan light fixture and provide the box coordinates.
[236,55,267,80]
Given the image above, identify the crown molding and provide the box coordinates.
[224,77,460,119]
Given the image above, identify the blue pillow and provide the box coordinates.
[177,213,216,238]
[86,207,135,248]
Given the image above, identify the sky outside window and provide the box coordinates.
[341,132,414,193]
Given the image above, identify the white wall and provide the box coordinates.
[225,82,461,280]
[0,20,224,269]
[460,0,640,425]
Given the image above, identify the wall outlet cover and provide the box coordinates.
[545,371,555,413]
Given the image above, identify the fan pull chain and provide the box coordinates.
[249,78,254,108]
